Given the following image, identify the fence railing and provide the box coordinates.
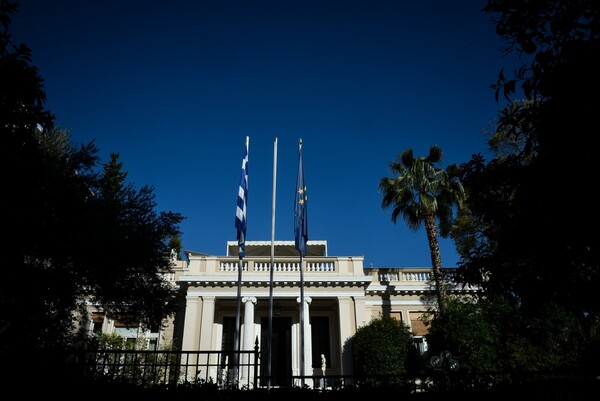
[73,348,427,390]
[75,347,260,388]
[64,347,600,394]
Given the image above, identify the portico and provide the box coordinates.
[176,241,371,386]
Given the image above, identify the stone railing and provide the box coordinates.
[364,267,464,288]
[362,267,436,285]
[219,258,336,273]
[377,270,432,283]
[219,259,336,273]
[184,255,366,277]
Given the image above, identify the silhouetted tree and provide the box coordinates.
[0,1,184,366]
[453,0,600,372]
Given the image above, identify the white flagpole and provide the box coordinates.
[234,250,242,385]
[298,139,306,387]
[267,137,277,390]
[234,136,249,386]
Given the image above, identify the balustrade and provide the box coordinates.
[218,259,337,273]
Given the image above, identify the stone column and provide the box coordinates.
[242,296,257,351]
[198,296,216,380]
[241,296,257,385]
[181,295,204,381]
[337,297,354,378]
[297,296,313,386]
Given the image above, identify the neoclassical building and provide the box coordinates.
[171,240,459,384]
[85,239,471,387]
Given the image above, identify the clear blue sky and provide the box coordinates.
[12,1,510,268]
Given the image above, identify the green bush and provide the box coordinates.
[351,314,419,379]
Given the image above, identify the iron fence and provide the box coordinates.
[73,347,260,388]
[63,347,600,395]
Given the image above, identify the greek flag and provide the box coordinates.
[235,136,249,257]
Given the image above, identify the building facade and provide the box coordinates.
[85,239,471,387]
[173,240,454,385]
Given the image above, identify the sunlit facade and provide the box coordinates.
[84,239,473,387]
[171,240,448,385]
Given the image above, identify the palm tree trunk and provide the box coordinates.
[424,213,447,316]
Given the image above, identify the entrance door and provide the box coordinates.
[260,316,292,387]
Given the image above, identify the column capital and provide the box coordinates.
[242,296,257,304]
[296,296,312,304]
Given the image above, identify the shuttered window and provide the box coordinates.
[409,311,432,336]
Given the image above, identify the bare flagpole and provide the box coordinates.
[233,136,249,386]
[267,137,277,390]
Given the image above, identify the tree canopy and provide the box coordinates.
[450,0,600,371]
[379,145,464,315]
[0,1,185,357]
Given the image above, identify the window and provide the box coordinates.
[147,338,158,350]
[91,312,104,334]
[114,319,139,340]
[413,336,428,354]
[409,311,432,336]
[390,311,403,321]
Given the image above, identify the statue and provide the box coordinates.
[321,354,326,375]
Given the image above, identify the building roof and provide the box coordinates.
[226,240,328,257]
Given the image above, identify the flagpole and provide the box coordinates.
[300,252,305,386]
[294,138,308,387]
[267,137,277,391]
[233,252,242,384]
[234,136,249,386]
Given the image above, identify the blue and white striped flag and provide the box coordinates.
[235,136,249,257]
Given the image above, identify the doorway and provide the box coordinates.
[260,316,292,386]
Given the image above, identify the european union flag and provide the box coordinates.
[294,139,308,256]
[235,136,249,257]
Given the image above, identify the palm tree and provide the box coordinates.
[379,145,464,316]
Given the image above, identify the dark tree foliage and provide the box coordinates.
[0,1,184,360]
[426,297,585,375]
[351,314,421,379]
[453,0,600,370]
[77,153,185,328]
